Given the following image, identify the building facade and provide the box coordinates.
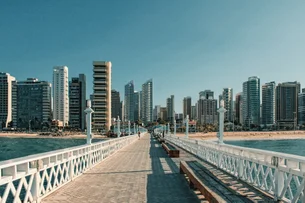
[134,91,141,121]
[92,61,112,131]
[235,93,242,124]
[69,74,86,130]
[141,79,153,124]
[276,81,300,129]
[166,95,175,123]
[262,81,276,126]
[14,78,52,129]
[160,107,167,121]
[298,89,305,126]
[53,66,69,126]
[111,90,121,120]
[153,105,161,121]
[0,73,15,128]
[191,105,197,120]
[183,97,192,119]
[222,88,233,122]
[242,76,260,128]
[124,81,134,122]
[197,90,217,125]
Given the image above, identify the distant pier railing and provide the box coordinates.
[0,134,138,203]
[165,134,305,203]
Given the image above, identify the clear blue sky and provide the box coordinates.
[1,0,305,112]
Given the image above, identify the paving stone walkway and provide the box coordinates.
[42,134,200,203]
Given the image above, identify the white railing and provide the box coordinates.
[0,134,139,203]
[165,135,305,203]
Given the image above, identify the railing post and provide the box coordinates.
[31,160,41,203]
[69,152,74,181]
[273,156,284,201]
[185,115,189,138]
[174,119,176,136]
[84,100,94,145]
[238,150,244,179]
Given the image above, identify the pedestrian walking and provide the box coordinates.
[138,131,140,139]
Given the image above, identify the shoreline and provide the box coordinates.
[176,131,305,141]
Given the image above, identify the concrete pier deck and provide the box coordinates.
[42,134,201,203]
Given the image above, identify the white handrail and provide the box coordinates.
[165,134,305,203]
[0,134,139,203]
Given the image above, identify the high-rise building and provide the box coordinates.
[197,90,217,125]
[298,88,305,126]
[124,81,134,122]
[53,66,69,126]
[191,105,197,120]
[69,74,86,130]
[153,105,161,121]
[183,97,192,119]
[262,81,276,126]
[160,107,167,121]
[166,95,175,123]
[0,73,15,128]
[242,76,260,127]
[141,79,153,124]
[14,78,52,129]
[92,61,112,131]
[134,91,141,121]
[222,88,233,122]
[235,93,242,124]
[111,90,121,120]
[276,81,300,129]
[199,90,214,100]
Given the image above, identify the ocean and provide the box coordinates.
[0,137,105,161]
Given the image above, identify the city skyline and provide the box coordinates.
[2,1,305,112]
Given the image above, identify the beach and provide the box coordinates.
[176,131,305,141]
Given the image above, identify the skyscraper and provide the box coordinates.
[69,74,86,130]
[191,105,197,120]
[111,90,121,120]
[242,76,260,127]
[298,89,305,126]
[124,81,134,122]
[141,79,153,124]
[276,81,300,129]
[197,90,217,125]
[222,88,233,122]
[153,105,161,121]
[14,78,52,129]
[0,72,15,128]
[92,61,112,131]
[166,95,175,123]
[183,97,192,119]
[235,93,242,124]
[134,91,141,121]
[53,66,69,126]
[262,81,276,126]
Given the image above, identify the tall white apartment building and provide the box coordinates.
[141,79,153,124]
[0,72,15,128]
[53,66,69,125]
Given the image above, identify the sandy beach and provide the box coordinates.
[176,131,305,141]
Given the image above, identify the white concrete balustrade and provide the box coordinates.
[0,135,138,203]
[165,135,305,203]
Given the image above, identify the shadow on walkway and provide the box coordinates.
[147,136,200,203]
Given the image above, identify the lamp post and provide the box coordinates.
[117,116,121,138]
[185,115,189,138]
[217,100,227,144]
[84,100,94,144]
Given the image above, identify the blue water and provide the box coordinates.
[225,139,305,157]
[0,137,106,161]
